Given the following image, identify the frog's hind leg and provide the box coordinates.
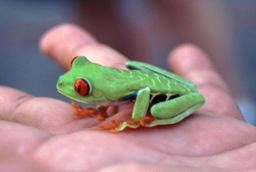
[147,92,204,127]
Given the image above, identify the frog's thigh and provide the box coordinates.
[150,92,204,125]
[132,87,151,119]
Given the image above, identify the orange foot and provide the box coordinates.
[97,120,121,132]
[139,115,155,127]
[98,116,155,132]
[127,115,155,127]
[71,102,107,121]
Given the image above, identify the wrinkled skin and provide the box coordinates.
[1,24,256,172]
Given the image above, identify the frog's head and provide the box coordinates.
[56,56,108,103]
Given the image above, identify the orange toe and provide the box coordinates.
[71,101,107,120]
[97,120,121,131]
[139,116,155,127]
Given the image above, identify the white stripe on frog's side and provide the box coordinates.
[93,100,130,106]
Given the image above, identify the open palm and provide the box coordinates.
[1,24,256,172]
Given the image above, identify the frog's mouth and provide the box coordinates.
[56,88,83,103]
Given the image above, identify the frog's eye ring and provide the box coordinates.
[74,79,91,96]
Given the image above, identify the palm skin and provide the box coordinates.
[1,24,256,172]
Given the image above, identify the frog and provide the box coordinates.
[56,56,205,131]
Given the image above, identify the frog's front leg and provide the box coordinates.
[132,87,150,118]
[146,92,205,127]
[114,87,155,131]
[71,102,108,121]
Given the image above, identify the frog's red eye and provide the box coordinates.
[74,79,90,96]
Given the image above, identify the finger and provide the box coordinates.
[0,87,100,133]
[40,23,127,70]
[168,44,242,119]
[169,44,229,92]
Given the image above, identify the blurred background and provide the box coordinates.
[0,0,255,123]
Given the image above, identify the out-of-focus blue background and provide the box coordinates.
[0,1,255,122]
[0,1,73,99]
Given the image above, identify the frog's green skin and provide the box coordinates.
[57,56,205,131]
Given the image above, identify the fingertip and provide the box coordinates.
[40,23,78,54]
[39,23,96,69]
[39,30,49,56]
[168,44,214,75]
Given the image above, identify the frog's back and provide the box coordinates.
[126,60,197,90]
[123,61,197,95]
[109,68,194,96]
[134,70,195,95]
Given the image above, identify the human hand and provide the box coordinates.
[1,24,256,172]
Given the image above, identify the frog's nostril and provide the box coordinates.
[59,82,65,87]
[57,81,64,89]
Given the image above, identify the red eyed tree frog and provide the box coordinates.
[56,56,205,131]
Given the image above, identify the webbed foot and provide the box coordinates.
[98,115,155,132]
[97,120,122,132]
